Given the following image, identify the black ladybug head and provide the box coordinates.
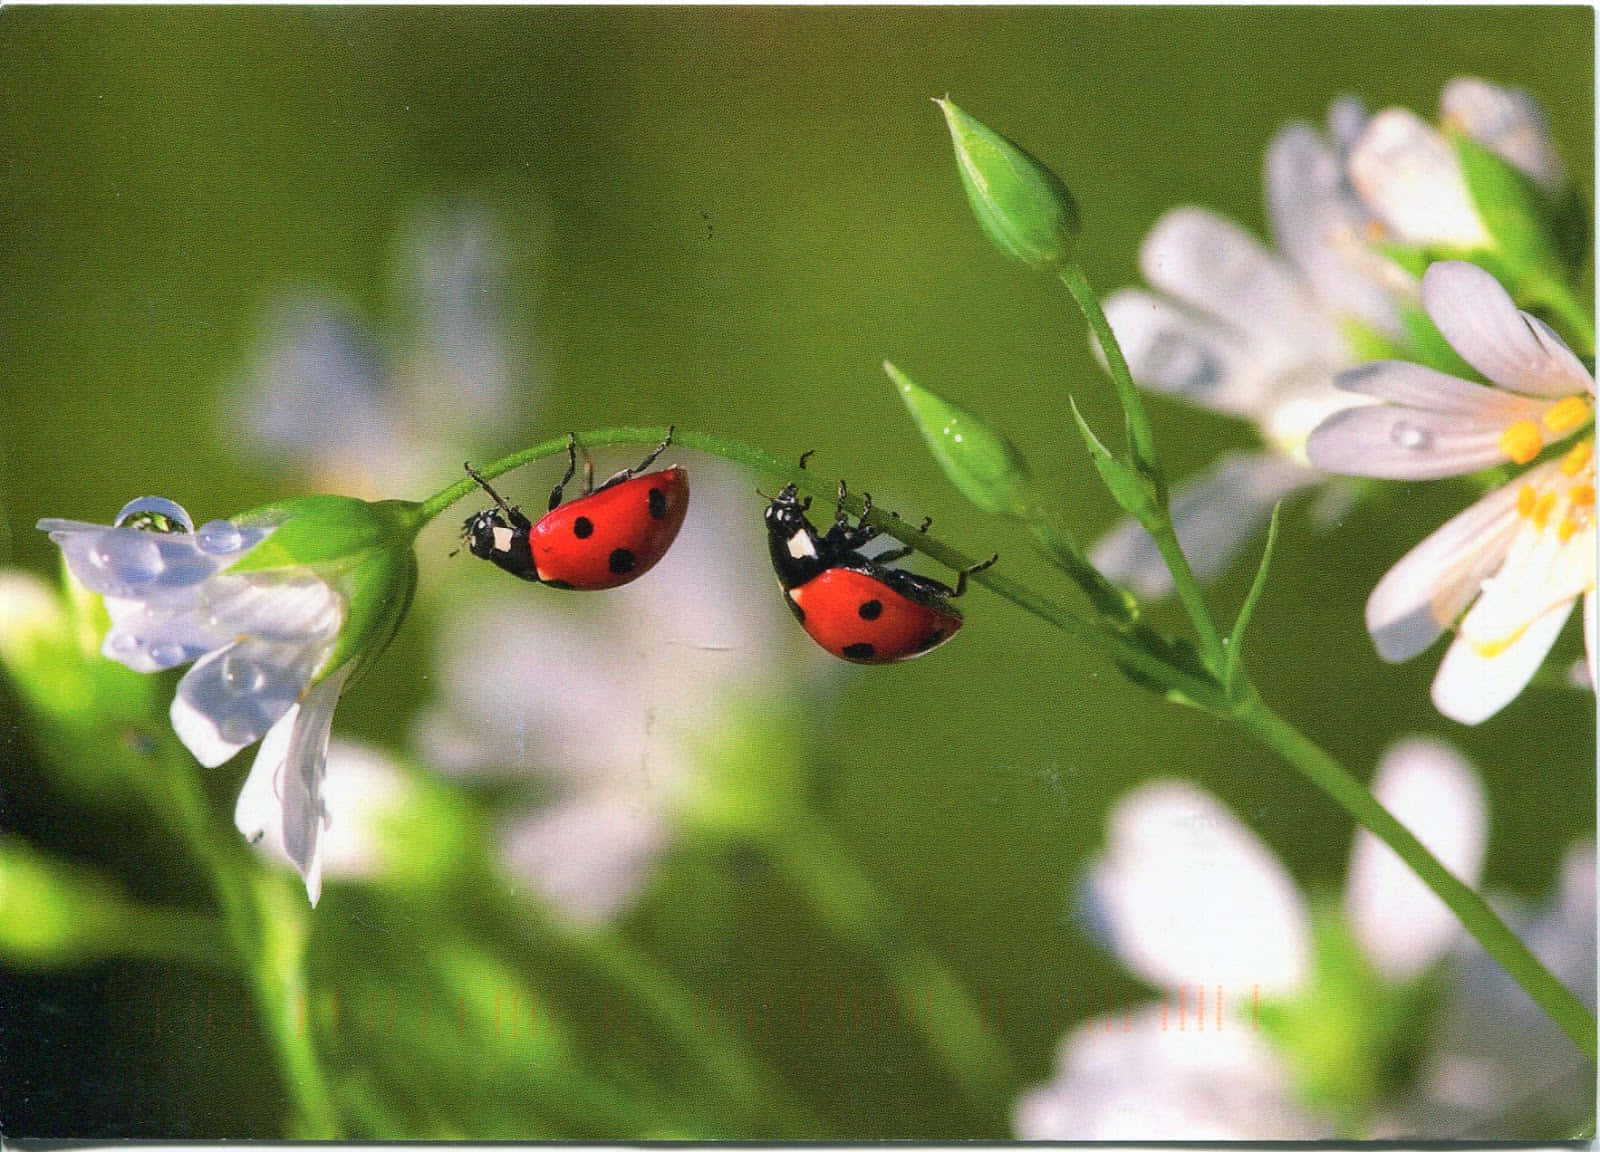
[462,507,507,561]
[764,484,825,589]
[763,483,813,538]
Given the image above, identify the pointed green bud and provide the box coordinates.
[936,97,1079,271]
[885,361,1036,519]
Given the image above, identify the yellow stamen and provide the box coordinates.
[1558,516,1578,543]
[1471,630,1522,659]
[1517,484,1538,518]
[1533,491,1557,528]
[1561,438,1594,477]
[1542,395,1593,436]
[1499,419,1543,465]
[1571,483,1596,507]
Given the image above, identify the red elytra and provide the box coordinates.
[787,566,961,664]
[530,466,690,589]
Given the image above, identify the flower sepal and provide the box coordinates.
[1451,133,1565,284]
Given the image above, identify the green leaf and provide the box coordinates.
[1068,397,1155,526]
[1454,134,1562,280]
[885,361,1035,519]
[936,97,1078,271]
[1224,502,1279,693]
[1398,300,1478,381]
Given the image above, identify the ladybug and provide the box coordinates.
[764,457,995,664]
[462,428,689,589]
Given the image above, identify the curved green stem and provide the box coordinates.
[1235,690,1597,1061]
[1057,262,1227,673]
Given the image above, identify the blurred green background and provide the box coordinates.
[0,6,1592,1138]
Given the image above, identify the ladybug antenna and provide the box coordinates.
[798,449,815,471]
[952,553,999,598]
[464,462,516,519]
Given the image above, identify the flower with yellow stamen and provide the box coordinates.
[1308,261,1595,724]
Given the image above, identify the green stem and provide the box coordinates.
[1057,262,1227,673]
[1025,507,1141,628]
[1235,690,1597,1061]
[762,809,1014,1120]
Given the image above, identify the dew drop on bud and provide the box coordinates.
[196,520,243,555]
[114,497,195,534]
[1390,421,1433,452]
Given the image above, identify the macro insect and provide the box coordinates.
[764,454,995,663]
[462,428,689,589]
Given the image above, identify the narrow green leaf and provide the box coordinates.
[885,361,1035,518]
[1224,502,1280,692]
[935,97,1078,272]
[1454,134,1562,280]
[1068,396,1155,526]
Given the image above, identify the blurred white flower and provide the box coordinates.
[1350,78,1566,250]
[231,201,532,501]
[415,460,814,924]
[1308,261,1595,724]
[1019,737,1489,1139]
[1094,77,1567,600]
[38,494,422,905]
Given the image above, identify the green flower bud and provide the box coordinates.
[937,97,1079,271]
[885,361,1036,519]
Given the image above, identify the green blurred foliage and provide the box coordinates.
[0,6,1592,1138]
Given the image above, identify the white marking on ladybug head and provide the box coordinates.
[492,526,515,554]
[786,530,816,559]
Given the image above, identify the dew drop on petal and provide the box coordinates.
[220,650,268,694]
[1390,421,1433,452]
[196,520,244,555]
[150,642,190,668]
[107,631,138,656]
[114,497,195,534]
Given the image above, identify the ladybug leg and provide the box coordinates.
[600,424,675,491]
[830,480,880,549]
[548,433,580,510]
[465,463,532,529]
[951,553,999,598]
[873,512,932,565]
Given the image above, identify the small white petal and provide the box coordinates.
[1365,479,1527,662]
[1422,262,1595,399]
[1441,76,1565,191]
[1102,288,1271,420]
[1431,597,1574,724]
[1307,404,1517,480]
[170,636,329,766]
[1349,109,1490,248]
[38,520,231,604]
[1091,453,1318,599]
[1087,781,1311,996]
[1326,96,1369,153]
[1338,360,1549,419]
[1345,738,1487,979]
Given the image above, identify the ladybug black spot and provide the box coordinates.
[609,548,636,575]
[843,642,875,660]
[573,516,595,539]
[858,599,883,621]
[647,487,669,519]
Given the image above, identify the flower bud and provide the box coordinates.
[937,97,1079,271]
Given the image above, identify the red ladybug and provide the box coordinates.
[764,462,994,664]
[463,429,689,589]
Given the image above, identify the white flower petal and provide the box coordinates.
[1422,262,1595,399]
[1338,360,1549,419]
[1090,453,1318,599]
[1345,738,1487,980]
[1307,404,1517,480]
[1102,288,1271,419]
[1087,781,1311,996]
[1349,109,1490,248]
[1013,1004,1326,1140]
[38,520,232,604]
[1266,121,1400,337]
[170,635,329,767]
[1327,96,1369,153]
[1139,207,1331,355]
[1441,76,1565,191]
[1431,596,1573,724]
[234,664,353,907]
[1364,478,1527,662]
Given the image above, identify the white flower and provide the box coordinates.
[232,202,531,500]
[1308,261,1595,724]
[1093,98,1391,597]
[1019,738,1488,1139]
[1350,77,1566,250]
[414,460,815,924]
[38,493,422,905]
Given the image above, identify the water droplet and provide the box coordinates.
[1390,421,1433,451]
[107,632,137,655]
[91,533,165,586]
[196,520,243,555]
[150,642,189,668]
[220,652,267,694]
[114,496,194,534]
